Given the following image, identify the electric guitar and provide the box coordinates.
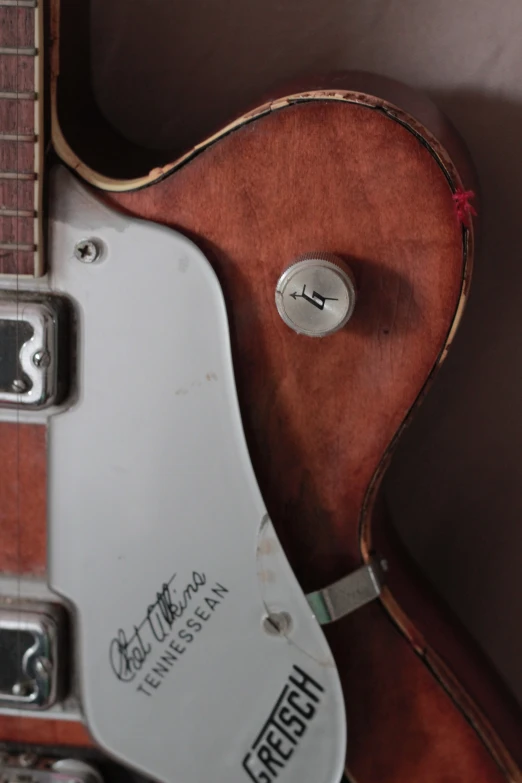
[0,1,521,782]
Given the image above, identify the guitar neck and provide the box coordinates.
[0,0,44,277]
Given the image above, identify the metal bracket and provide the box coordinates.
[306,561,385,624]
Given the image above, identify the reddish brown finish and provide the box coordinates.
[0,7,35,49]
[1,99,34,135]
[109,100,463,588]
[5,37,521,773]
[0,716,92,746]
[99,98,522,779]
[328,607,506,782]
[0,4,37,275]
[0,179,34,211]
[0,140,35,174]
[0,54,35,93]
[0,423,46,575]
[369,509,522,778]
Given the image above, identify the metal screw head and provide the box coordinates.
[11,378,28,393]
[32,349,50,368]
[263,611,293,636]
[11,681,34,698]
[275,253,357,337]
[34,656,52,679]
[74,238,101,264]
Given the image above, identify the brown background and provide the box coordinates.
[89,0,522,704]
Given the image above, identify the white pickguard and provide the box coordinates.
[47,166,346,783]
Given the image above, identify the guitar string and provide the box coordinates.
[15,0,23,702]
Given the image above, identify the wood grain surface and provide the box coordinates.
[0,715,91,746]
[108,99,464,584]
[0,423,46,574]
[97,98,520,779]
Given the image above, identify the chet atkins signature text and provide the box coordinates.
[109,570,229,696]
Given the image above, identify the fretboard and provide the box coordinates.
[0,0,43,276]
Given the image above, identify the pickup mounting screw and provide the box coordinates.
[32,349,50,368]
[74,238,101,264]
[34,656,53,679]
[11,378,28,393]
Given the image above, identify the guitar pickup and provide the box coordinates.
[0,293,71,409]
[0,600,66,710]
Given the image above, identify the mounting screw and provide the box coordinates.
[12,681,33,698]
[74,238,101,264]
[34,656,52,679]
[263,611,292,636]
[11,378,28,393]
[32,349,50,368]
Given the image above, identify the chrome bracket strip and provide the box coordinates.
[307,561,385,624]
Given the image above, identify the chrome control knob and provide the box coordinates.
[275,254,356,337]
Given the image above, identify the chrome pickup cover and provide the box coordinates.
[0,293,70,409]
[0,600,64,710]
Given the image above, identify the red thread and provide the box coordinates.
[453,189,477,227]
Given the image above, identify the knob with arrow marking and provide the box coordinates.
[275,254,357,337]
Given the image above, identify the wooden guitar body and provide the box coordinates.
[0,3,521,781]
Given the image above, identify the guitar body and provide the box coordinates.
[0,2,521,782]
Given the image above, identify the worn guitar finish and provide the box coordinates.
[56,72,522,781]
[0,1,521,781]
[99,96,522,782]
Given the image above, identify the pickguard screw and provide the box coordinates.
[11,378,28,393]
[74,238,101,264]
[263,611,292,636]
[32,349,50,368]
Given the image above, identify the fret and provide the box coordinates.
[0,90,36,100]
[0,242,35,251]
[0,208,34,217]
[0,47,37,56]
[0,171,35,180]
[0,1,37,7]
[0,132,36,141]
